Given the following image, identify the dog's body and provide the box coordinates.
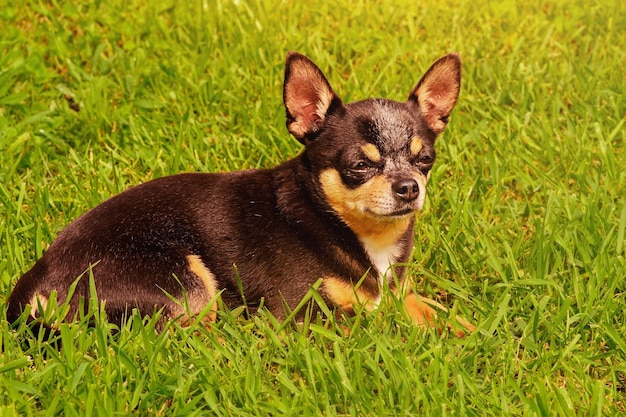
[7,52,472,334]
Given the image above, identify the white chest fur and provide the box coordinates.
[359,235,404,285]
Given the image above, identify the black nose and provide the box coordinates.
[392,178,419,202]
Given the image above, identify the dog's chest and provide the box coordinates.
[359,235,404,284]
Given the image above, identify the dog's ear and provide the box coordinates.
[283,52,342,144]
[408,53,462,135]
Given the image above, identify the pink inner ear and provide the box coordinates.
[428,80,457,101]
[425,98,445,117]
[410,54,461,134]
[283,53,341,139]
[290,79,323,123]
[296,101,322,124]
[417,82,459,133]
[421,98,451,134]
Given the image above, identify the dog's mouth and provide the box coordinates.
[388,207,416,217]
[365,206,417,219]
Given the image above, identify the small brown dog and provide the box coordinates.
[8,52,474,335]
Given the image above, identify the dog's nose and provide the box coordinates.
[392,178,419,202]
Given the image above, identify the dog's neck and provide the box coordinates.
[274,157,413,287]
[356,218,413,284]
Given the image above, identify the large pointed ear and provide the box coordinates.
[283,52,342,143]
[408,53,462,135]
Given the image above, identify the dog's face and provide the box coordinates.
[316,100,435,227]
[284,52,461,237]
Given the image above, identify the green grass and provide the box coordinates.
[1,0,625,415]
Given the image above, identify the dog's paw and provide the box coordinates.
[403,292,474,337]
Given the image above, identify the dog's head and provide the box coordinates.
[283,52,461,237]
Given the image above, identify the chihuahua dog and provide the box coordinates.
[7,52,473,335]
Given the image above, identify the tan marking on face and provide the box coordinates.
[361,143,381,163]
[320,169,413,244]
[322,276,379,311]
[410,136,423,155]
[320,169,417,280]
[184,254,219,322]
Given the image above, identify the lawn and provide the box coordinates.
[1,0,624,415]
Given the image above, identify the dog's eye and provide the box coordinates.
[348,160,376,174]
[419,155,434,164]
[414,154,434,165]
[353,161,371,170]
